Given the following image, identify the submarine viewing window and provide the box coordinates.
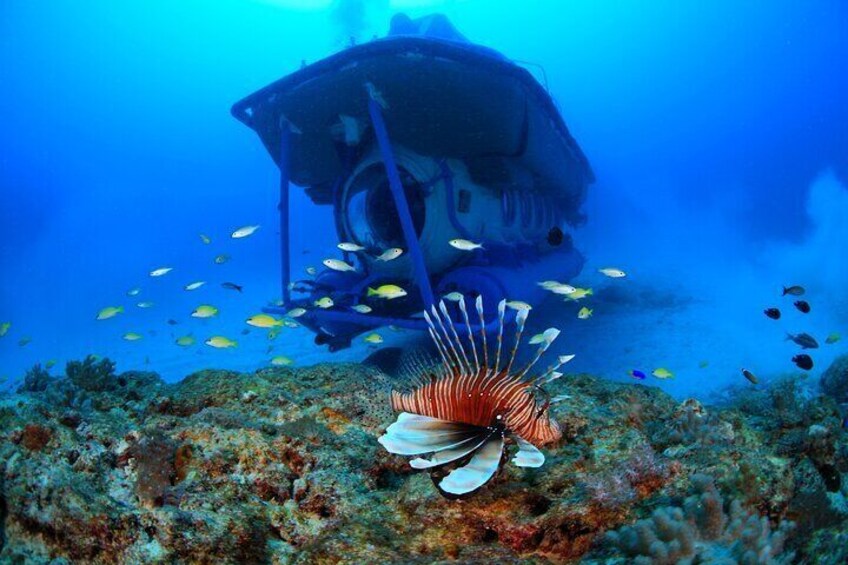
[344,164,426,249]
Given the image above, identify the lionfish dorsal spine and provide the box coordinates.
[424,313,452,372]
[516,328,560,381]
[439,300,471,373]
[457,297,480,373]
[493,299,507,374]
[475,295,489,369]
[427,305,464,372]
[536,354,570,384]
[504,308,529,375]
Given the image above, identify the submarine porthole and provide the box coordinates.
[344,164,426,249]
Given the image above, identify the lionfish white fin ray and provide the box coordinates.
[457,297,480,373]
[378,413,480,455]
[438,434,504,496]
[493,299,507,374]
[409,430,491,469]
[504,308,529,375]
[425,324,452,374]
[427,307,463,372]
[511,436,545,468]
[475,295,489,369]
[535,354,575,384]
[516,327,561,381]
[439,300,471,373]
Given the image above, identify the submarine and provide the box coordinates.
[231,13,594,351]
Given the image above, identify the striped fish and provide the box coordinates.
[378,296,568,497]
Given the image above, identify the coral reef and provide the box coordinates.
[605,474,794,564]
[820,353,848,403]
[0,358,845,562]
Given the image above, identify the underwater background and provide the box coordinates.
[2,1,848,563]
[2,0,847,397]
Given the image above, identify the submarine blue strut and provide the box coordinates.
[277,118,292,308]
[367,90,436,309]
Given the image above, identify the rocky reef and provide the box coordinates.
[1,357,846,563]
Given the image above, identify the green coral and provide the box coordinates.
[66,356,117,392]
[606,474,794,564]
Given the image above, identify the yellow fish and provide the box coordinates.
[175,335,196,347]
[192,305,219,318]
[577,306,593,320]
[126,288,141,297]
[286,308,307,318]
[246,314,283,328]
[367,284,407,300]
[314,297,334,309]
[305,266,317,276]
[231,225,260,239]
[136,301,155,309]
[45,360,57,369]
[0,322,10,337]
[199,233,211,244]
[443,292,464,302]
[18,336,31,347]
[214,254,230,264]
[97,306,124,320]
[149,267,173,277]
[506,300,532,311]
[283,320,299,328]
[206,336,237,348]
[826,332,841,345]
[268,328,281,340]
[528,333,546,345]
[565,288,593,300]
[184,281,206,291]
[271,355,293,366]
[652,368,674,379]
[364,333,383,344]
[123,332,143,341]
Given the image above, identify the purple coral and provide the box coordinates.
[606,474,794,564]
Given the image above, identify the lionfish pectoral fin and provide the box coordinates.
[511,436,545,468]
[409,430,491,469]
[378,413,480,455]
[437,434,505,496]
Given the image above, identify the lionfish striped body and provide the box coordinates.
[378,296,571,497]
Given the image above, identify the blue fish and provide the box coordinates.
[629,369,646,380]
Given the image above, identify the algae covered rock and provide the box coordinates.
[821,353,848,403]
[0,358,843,563]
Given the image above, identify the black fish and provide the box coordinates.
[792,354,813,370]
[547,227,564,246]
[167,319,178,326]
[786,332,819,349]
[764,308,781,320]
[794,300,810,314]
[741,368,758,384]
[222,282,243,293]
[782,285,805,296]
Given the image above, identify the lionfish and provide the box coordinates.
[378,296,571,497]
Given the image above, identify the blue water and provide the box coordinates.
[1,0,847,399]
